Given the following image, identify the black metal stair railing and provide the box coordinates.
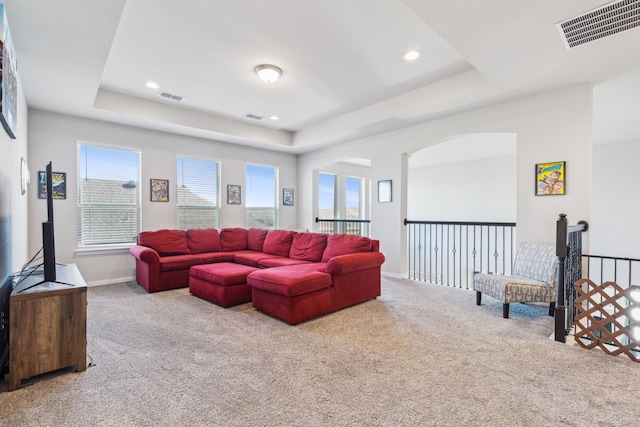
[554,213,589,342]
[404,219,516,288]
[315,217,371,237]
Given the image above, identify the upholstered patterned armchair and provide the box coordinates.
[474,242,558,318]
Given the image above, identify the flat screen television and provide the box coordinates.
[42,161,56,282]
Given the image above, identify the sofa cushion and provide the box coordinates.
[248,267,332,297]
[190,262,259,287]
[186,228,221,254]
[321,234,372,262]
[138,229,190,256]
[263,230,297,257]
[289,232,327,262]
[220,228,248,251]
[159,254,203,271]
[257,257,313,268]
[234,251,279,267]
[247,228,269,251]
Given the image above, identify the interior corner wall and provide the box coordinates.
[407,155,516,222]
[0,75,29,281]
[591,140,640,258]
[298,84,592,277]
[27,110,298,285]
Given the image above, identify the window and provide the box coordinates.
[246,164,278,229]
[177,156,220,230]
[77,143,141,246]
[318,172,336,219]
[346,176,363,219]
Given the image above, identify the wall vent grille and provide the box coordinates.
[558,0,640,48]
[158,92,184,101]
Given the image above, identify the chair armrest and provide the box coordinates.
[325,252,385,275]
[129,245,160,265]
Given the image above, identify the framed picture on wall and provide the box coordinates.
[283,188,294,206]
[535,161,565,196]
[38,170,66,200]
[378,180,392,203]
[150,178,169,202]
[227,185,241,204]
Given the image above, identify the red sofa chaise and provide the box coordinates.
[129,228,385,323]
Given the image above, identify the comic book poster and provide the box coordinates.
[38,170,67,199]
[535,161,565,196]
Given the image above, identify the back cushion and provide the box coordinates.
[220,228,248,251]
[263,230,297,257]
[247,228,269,251]
[512,242,558,286]
[138,229,190,256]
[289,232,328,262]
[186,229,221,254]
[321,234,372,262]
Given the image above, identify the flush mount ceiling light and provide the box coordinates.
[255,64,282,83]
[145,81,159,89]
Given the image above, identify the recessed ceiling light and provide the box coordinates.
[145,81,159,89]
[269,115,279,121]
[403,51,420,61]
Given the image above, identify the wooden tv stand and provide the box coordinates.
[8,263,87,391]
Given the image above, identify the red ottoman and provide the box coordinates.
[248,266,333,325]
[189,263,259,307]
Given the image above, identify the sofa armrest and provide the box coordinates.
[325,252,385,275]
[129,245,161,265]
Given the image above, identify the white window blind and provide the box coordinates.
[177,156,220,230]
[77,144,141,245]
[246,164,278,229]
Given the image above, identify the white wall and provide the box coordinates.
[27,110,298,285]
[299,85,592,277]
[0,75,29,280]
[408,155,516,222]
[590,140,640,258]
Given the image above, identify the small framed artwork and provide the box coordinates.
[378,180,392,203]
[150,178,169,202]
[38,170,66,200]
[535,161,565,196]
[283,188,294,206]
[227,184,241,204]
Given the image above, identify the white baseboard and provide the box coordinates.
[86,276,135,287]
[382,271,407,279]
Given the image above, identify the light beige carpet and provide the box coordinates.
[1,277,639,426]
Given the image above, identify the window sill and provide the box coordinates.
[75,243,134,256]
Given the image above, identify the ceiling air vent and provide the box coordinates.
[245,113,263,120]
[557,0,640,49]
[158,92,184,101]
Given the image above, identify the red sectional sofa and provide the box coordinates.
[129,228,385,324]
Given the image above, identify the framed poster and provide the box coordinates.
[283,188,294,206]
[535,161,565,196]
[0,4,17,139]
[150,178,169,202]
[38,170,66,200]
[378,180,392,203]
[227,184,241,204]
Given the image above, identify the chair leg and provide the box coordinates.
[503,303,509,318]
[476,291,481,306]
[548,302,556,316]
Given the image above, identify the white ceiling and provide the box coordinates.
[4,0,640,154]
